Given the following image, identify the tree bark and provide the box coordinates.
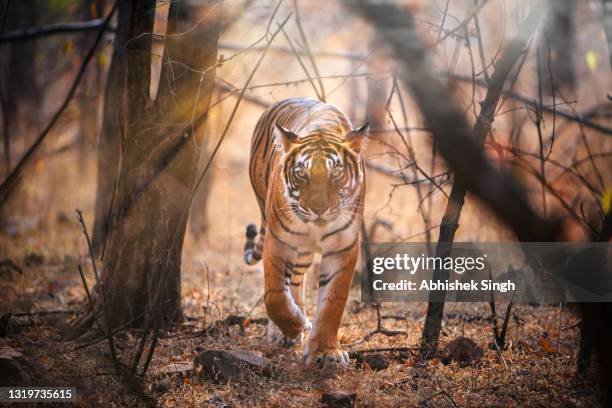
[576,211,612,376]
[92,0,130,253]
[77,0,105,165]
[72,0,220,334]
[0,1,40,176]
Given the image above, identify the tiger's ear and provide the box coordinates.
[345,122,369,154]
[274,124,299,152]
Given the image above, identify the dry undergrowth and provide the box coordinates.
[0,242,605,407]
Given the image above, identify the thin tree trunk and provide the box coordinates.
[92,0,130,254]
[576,211,612,376]
[77,0,105,166]
[0,1,39,177]
[71,0,220,334]
[418,5,545,358]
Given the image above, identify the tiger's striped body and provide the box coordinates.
[244,98,368,368]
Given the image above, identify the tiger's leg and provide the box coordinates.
[263,233,307,343]
[268,249,314,346]
[304,242,358,368]
[290,249,314,329]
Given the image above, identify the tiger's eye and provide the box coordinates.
[295,167,307,178]
[331,166,343,178]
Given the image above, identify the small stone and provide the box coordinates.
[321,391,356,408]
[363,353,389,371]
[441,336,483,367]
[193,349,274,383]
[151,379,170,394]
[0,347,53,386]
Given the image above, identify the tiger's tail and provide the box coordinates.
[244,223,264,265]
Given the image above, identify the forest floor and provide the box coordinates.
[0,223,606,408]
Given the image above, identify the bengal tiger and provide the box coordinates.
[243,97,368,369]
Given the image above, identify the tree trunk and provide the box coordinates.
[0,1,40,176]
[92,0,130,254]
[72,0,220,334]
[576,211,612,376]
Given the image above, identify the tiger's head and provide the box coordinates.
[274,123,369,225]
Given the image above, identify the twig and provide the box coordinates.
[293,0,326,101]
[387,109,449,198]
[561,320,582,331]
[77,265,107,340]
[203,259,211,328]
[419,390,459,408]
[11,310,75,317]
[449,73,612,136]
[535,45,548,216]
[366,160,449,185]
[437,0,450,40]
[218,41,365,60]
[69,314,147,353]
[488,272,500,344]
[491,339,508,369]
[348,302,408,347]
[434,0,491,45]
[279,26,323,101]
[75,209,117,361]
[0,18,114,43]
[498,290,515,348]
[472,0,490,84]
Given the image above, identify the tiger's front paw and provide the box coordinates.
[303,347,350,369]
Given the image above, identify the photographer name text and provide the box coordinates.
[372,279,516,293]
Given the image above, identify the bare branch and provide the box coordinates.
[450,73,612,136]
[0,18,113,43]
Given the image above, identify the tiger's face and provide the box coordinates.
[274,123,369,225]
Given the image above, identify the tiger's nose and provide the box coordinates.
[311,204,328,215]
[310,195,329,215]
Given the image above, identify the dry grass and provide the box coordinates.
[0,209,605,406]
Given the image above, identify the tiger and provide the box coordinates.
[243,97,369,369]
